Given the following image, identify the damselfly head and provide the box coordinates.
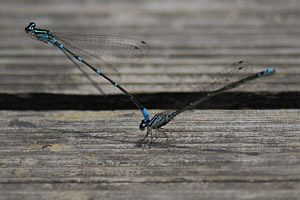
[139,119,147,130]
[25,22,36,34]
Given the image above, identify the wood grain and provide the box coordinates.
[0,110,299,199]
[0,0,299,199]
[0,0,299,94]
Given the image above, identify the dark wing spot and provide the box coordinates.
[238,67,243,70]
[141,41,146,44]
[134,46,139,49]
[238,60,244,64]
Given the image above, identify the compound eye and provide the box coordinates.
[139,120,147,130]
[25,22,36,33]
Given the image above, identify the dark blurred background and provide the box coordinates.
[0,0,299,110]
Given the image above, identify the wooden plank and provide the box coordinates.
[0,182,300,200]
[0,1,299,199]
[0,110,299,199]
[0,0,299,94]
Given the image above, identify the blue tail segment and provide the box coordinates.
[258,67,275,77]
[142,108,151,122]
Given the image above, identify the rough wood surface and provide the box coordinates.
[1,0,300,199]
[0,110,299,199]
[0,0,299,94]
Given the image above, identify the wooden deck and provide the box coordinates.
[0,0,299,199]
[1,110,300,199]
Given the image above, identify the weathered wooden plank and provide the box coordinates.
[0,110,299,199]
[0,1,299,200]
[0,0,299,94]
[0,182,300,200]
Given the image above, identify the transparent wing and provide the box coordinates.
[193,60,253,92]
[53,32,150,64]
[176,60,255,110]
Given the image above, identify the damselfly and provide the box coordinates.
[25,22,275,145]
[25,22,151,123]
[137,60,275,144]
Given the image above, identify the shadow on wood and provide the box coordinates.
[0,92,299,110]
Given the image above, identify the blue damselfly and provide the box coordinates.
[25,22,275,145]
[25,22,151,122]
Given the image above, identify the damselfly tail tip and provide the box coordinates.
[142,108,151,122]
[264,67,276,76]
[259,67,275,77]
[140,108,151,130]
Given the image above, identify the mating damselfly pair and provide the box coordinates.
[25,22,275,144]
